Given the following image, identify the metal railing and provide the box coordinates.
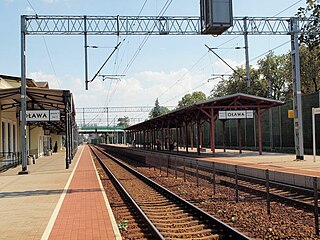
[0,152,21,171]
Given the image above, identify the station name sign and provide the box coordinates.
[20,110,61,122]
[218,110,254,120]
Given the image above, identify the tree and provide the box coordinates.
[177,91,207,109]
[209,66,268,98]
[149,98,170,119]
[296,0,320,93]
[297,0,320,52]
[299,45,320,93]
[257,51,292,100]
[117,116,130,127]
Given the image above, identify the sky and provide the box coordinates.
[0,0,307,126]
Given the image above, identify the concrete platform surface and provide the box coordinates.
[121,144,320,177]
[200,148,320,177]
[0,145,121,240]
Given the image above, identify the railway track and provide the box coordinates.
[90,145,250,240]
[100,145,319,217]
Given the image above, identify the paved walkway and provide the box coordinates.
[199,148,320,177]
[124,144,320,177]
[0,145,121,240]
[47,145,120,240]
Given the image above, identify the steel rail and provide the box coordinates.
[96,145,251,239]
[89,145,165,240]
[104,146,319,212]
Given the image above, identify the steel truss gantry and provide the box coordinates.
[20,15,312,172]
[23,15,309,35]
[75,106,175,128]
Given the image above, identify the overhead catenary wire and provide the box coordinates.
[155,36,243,103]
[25,0,61,89]
[122,0,173,75]
[104,0,173,110]
[131,1,305,122]
[87,0,151,125]
[205,44,246,80]
[89,41,122,84]
[272,0,303,17]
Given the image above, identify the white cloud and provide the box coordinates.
[28,62,247,125]
[211,58,241,75]
[28,71,62,89]
[25,6,35,14]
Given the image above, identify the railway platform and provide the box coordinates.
[120,143,320,177]
[0,145,121,240]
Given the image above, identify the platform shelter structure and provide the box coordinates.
[125,93,284,156]
[0,76,77,170]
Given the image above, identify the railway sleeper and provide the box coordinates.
[155,219,202,228]
[162,229,218,239]
[142,207,185,214]
[142,205,182,211]
[145,211,195,219]
[149,215,195,223]
[141,206,188,218]
[158,223,208,233]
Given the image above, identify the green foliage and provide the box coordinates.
[201,199,212,204]
[208,0,320,100]
[149,98,170,119]
[177,91,207,109]
[178,187,187,195]
[297,0,320,52]
[297,1,320,93]
[210,66,269,98]
[118,220,128,231]
[299,45,320,93]
[257,51,292,100]
[117,116,130,127]
[210,45,320,100]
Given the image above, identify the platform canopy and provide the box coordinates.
[126,93,284,131]
[0,87,75,134]
[125,93,285,155]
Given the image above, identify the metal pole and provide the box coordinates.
[269,76,273,150]
[196,159,199,187]
[19,15,28,174]
[183,158,186,182]
[313,177,319,236]
[257,108,263,155]
[167,155,169,177]
[222,120,226,152]
[313,108,316,162]
[212,162,216,195]
[238,119,242,154]
[65,111,70,169]
[243,17,250,88]
[175,156,177,179]
[185,121,189,153]
[266,169,271,215]
[290,17,304,160]
[196,119,200,155]
[84,15,89,90]
[210,109,215,153]
[235,165,239,203]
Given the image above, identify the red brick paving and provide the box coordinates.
[49,145,116,240]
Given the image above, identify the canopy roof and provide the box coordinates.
[0,87,75,134]
[126,93,284,131]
